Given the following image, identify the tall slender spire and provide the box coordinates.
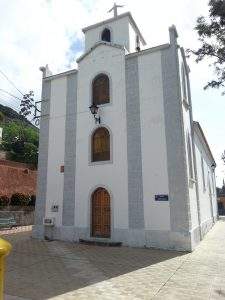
[108,3,124,18]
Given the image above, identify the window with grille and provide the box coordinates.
[92,127,110,162]
[92,74,110,105]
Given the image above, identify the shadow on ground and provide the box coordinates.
[3,231,187,300]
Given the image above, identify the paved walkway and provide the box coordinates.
[2,220,225,299]
[0,226,32,235]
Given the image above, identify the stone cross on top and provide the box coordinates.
[108,3,124,18]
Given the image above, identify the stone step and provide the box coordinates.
[79,238,122,247]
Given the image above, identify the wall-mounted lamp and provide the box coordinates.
[89,103,101,124]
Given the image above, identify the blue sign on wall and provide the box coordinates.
[155,194,169,201]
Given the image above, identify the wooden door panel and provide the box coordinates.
[92,188,110,238]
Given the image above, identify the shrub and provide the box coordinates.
[10,193,31,206]
[0,195,10,206]
[29,195,36,206]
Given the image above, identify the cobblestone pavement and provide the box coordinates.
[2,220,225,300]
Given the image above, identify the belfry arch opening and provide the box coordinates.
[101,28,111,42]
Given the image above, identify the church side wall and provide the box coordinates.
[194,133,217,236]
[75,45,129,243]
[178,47,217,249]
[138,50,171,244]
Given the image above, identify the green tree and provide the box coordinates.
[1,121,38,166]
[187,0,225,93]
[20,90,35,119]
[222,150,225,164]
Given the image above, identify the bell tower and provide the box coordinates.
[82,5,146,53]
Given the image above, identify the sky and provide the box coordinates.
[0,0,224,186]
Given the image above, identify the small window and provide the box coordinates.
[92,74,110,105]
[181,63,188,101]
[92,127,110,162]
[201,157,206,191]
[187,134,193,179]
[101,28,111,42]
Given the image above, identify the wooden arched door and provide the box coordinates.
[92,188,111,238]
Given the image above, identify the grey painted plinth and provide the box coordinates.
[42,227,195,251]
[145,230,192,252]
[39,220,217,251]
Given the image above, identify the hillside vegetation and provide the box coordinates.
[0,104,39,167]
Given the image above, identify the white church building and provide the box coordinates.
[33,8,218,251]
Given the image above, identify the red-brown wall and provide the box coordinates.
[0,160,37,197]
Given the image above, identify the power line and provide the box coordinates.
[0,97,19,111]
[0,68,24,96]
[0,88,22,102]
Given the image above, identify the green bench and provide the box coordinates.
[0,217,16,229]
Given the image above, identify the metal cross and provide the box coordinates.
[108,3,124,18]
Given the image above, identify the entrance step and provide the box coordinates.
[79,238,122,247]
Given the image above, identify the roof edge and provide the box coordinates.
[126,43,170,59]
[43,69,78,81]
[76,41,125,63]
[193,121,216,166]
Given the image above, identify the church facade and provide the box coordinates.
[33,11,218,251]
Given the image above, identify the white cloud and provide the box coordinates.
[0,0,224,185]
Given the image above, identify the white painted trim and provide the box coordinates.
[44,69,77,81]
[126,44,170,59]
[77,42,124,63]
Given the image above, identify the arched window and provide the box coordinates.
[92,74,110,105]
[101,28,111,42]
[92,127,110,162]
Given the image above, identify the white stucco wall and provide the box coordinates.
[84,16,130,51]
[128,23,137,53]
[45,77,67,227]
[194,132,217,225]
[138,50,170,231]
[75,44,129,232]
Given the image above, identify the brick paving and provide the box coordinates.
[2,220,225,299]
